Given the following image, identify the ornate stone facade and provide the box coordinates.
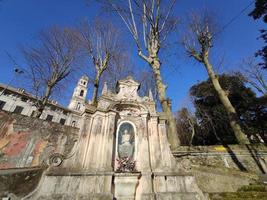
[21,76,206,200]
[1,76,267,199]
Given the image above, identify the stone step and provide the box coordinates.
[34,194,113,200]
[33,193,204,200]
[155,192,202,200]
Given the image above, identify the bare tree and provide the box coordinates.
[182,12,250,144]
[77,19,121,105]
[238,57,267,95]
[99,0,180,149]
[102,51,157,101]
[176,107,196,146]
[102,51,134,92]
[21,26,81,118]
[137,69,157,100]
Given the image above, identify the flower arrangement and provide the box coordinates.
[116,157,136,172]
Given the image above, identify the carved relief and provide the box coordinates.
[116,76,141,101]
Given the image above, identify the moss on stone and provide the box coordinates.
[210,192,267,200]
[238,184,267,192]
[210,184,267,200]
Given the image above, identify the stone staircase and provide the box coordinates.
[209,183,267,200]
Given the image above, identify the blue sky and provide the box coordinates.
[0,0,265,111]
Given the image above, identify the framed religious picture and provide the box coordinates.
[117,122,135,159]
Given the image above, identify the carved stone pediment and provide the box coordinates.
[116,76,141,101]
[112,103,148,117]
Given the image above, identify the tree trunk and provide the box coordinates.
[35,107,44,118]
[35,85,52,118]
[188,118,195,146]
[203,58,250,144]
[151,59,180,149]
[92,75,100,106]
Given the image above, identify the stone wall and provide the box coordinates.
[0,167,44,199]
[173,145,267,174]
[0,111,78,169]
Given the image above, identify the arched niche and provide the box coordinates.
[115,121,137,160]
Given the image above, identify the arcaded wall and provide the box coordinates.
[0,111,78,169]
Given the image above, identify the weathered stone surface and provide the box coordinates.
[173,145,267,174]
[191,166,258,193]
[0,111,79,169]
[114,173,140,200]
[156,193,201,200]
[23,174,113,200]
[34,194,113,200]
[0,167,44,198]
[209,183,267,200]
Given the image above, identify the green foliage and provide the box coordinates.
[249,0,267,21]
[189,74,267,145]
[249,0,267,68]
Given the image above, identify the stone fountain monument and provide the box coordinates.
[24,76,206,200]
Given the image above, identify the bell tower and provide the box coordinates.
[68,75,88,112]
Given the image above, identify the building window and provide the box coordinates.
[21,97,28,102]
[80,90,84,97]
[71,121,76,127]
[0,100,6,110]
[13,106,24,114]
[50,106,56,111]
[3,90,11,96]
[81,80,86,86]
[59,118,66,125]
[31,111,36,117]
[46,114,53,121]
[76,102,81,110]
[63,110,68,115]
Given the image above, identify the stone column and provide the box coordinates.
[98,111,116,171]
[61,112,93,169]
[136,113,151,171]
[157,116,177,170]
[147,116,163,171]
[81,113,104,169]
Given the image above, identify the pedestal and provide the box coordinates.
[114,172,141,200]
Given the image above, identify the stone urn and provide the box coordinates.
[114,172,141,200]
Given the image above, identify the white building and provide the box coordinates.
[0,76,89,127]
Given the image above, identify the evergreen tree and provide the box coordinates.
[190,74,267,145]
[249,0,267,68]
